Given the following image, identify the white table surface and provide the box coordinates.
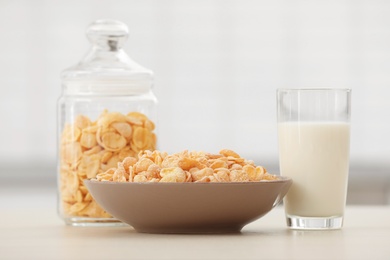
[1,186,390,260]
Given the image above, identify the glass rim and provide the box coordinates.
[277,88,351,92]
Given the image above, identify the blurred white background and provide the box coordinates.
[0,0,389,203]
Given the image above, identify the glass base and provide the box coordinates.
[63,217,128,227]
[286,215,343,230]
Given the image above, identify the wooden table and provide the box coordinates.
[1,201,390,260]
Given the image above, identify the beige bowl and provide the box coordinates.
[84,177,292,234]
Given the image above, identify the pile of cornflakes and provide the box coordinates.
[93,149,278,183]
[59,110,157,218]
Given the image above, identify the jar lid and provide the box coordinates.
[62,20,153,95]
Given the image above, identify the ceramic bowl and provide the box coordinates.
[84,177,292,234]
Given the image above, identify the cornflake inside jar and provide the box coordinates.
[93,149,279,183]
[59,110,157,218]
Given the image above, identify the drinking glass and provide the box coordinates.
[277,89,351,229]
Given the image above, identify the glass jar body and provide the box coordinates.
[57,92,158,226]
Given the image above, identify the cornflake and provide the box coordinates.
[93,149,279,183]
[59,110,157,218]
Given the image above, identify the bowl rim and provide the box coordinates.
[84,176,292,185]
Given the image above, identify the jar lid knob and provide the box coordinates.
[86,19,129,51]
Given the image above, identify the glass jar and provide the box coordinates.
[57,20,158,226]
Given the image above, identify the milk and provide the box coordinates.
[278,122,350,217]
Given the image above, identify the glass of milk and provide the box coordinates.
[277,89,351,229]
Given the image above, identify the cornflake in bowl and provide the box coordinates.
[84,149,292,233]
